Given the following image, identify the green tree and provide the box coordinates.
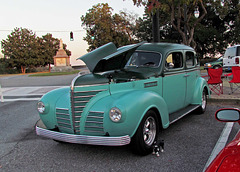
[131,0,207,48]
[1,28,39,73]
[132,0,240,58]
[81,3,137,51]
[195,0,240,57]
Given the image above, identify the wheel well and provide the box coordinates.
[204,86,209,96]
[149,107,163,130]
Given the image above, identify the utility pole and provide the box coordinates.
[152,9,160,43]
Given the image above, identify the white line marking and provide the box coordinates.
[203,122,234,171]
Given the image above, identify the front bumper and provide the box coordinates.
[35,121,131,146]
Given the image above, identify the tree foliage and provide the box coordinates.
[81,3,137,51]
[132,0,240,57]
[1,28,39,73]
[1,28,71,73]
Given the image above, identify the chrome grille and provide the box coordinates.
[56,108,73,133]
[72,89,107,134]
[85,111,104,134]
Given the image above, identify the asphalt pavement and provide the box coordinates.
[0,70,239,171]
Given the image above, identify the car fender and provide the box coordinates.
[192,77,210,105]
[39,87,71,129]
[86,90,169,137]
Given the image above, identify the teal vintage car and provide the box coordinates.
[36,42,210,155]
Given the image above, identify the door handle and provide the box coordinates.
[184,74,190,77]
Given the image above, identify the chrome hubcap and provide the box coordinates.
[201,91,206,110]
[143,116,156,146]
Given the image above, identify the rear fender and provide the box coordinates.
[192,77,210,105]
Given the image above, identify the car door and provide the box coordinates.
[184,51,199,106]
[163,51,186,114]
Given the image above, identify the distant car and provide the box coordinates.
[205,108,240,172]
[35,42,210,155]
[204,57,223,69]
[223,45,240,67]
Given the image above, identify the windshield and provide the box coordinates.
[217,57,223,61]
[126,51,161,68]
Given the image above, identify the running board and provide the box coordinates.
[169,105,200,124]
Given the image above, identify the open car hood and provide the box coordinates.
[78,42,145,73]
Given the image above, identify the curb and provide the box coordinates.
[208,98,240,104]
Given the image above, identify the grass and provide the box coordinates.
[29,70,80,77]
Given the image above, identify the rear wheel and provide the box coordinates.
[131,110,159,155]
[196,89,207,114]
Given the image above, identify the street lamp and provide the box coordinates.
[221,0,224,6]
[184,4,200,42]
[194,7,200,18]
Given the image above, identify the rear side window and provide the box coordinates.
[186,51,195,68]
[165,52,183,69]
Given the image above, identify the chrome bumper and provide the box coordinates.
[36,126,131,146]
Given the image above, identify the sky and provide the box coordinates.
[0,0,144,65]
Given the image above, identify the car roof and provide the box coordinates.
[137,43,194,56]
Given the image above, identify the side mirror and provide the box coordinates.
[215,108,240,122]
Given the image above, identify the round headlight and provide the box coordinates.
[37,102,45,113]
[207,63,212,67]
[109,107,122,122]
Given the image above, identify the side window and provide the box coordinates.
[165,52,183,69]
[237,46,240,56]
[186,51,195,68]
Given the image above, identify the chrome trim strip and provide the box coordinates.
[70,89,76,133]
[85,126,104,129]
[56,112,69,116]
[36,126,131,146]
[74,106,86,108]
[87,116,104,119]
[169,105,200,125]
[74,89,107,93]
[89,111,104,114]
[75,111,83,113]
[74,84,108,88]
[56,117,70,121]
[74,95,96,98]
[74,101,89,103]
[70,75,80,91]
[58,121,71,126]
[56,108,69,111]
[85,121,103,124]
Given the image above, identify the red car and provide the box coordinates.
[205,108,240,172]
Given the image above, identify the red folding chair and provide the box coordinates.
[225,66,240,94]
[204,68,223,95]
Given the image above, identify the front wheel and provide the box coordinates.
[131,110,159,155]
[196,89,207,114]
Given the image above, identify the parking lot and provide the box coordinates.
[0,73,239,172]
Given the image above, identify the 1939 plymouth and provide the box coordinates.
[36,42,210,155]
